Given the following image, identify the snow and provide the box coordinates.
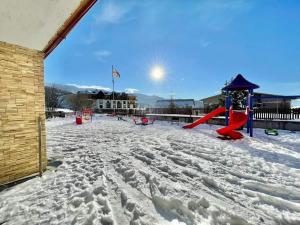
[1,115,300,225]
[54,108,74,113]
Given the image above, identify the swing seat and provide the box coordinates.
[265,128,278,136]
[141,117,149,124]
[133,117,156,126]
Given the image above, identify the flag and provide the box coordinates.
[112,68,120,79]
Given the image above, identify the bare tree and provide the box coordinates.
[45,85,62,111]
[67,93,93,111]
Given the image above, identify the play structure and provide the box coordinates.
[133,117,156,126]
[76,108,93,125]
[183,74,259,139]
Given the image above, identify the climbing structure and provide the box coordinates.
[183,74,259,139]
[222,74,259,137]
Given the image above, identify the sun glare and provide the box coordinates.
[150,66,165,81]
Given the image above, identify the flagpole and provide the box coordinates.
[112,65,115,113]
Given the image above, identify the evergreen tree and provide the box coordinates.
[230,90,248,110]
[220,78,248,109]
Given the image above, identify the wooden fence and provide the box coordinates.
[254,108,300,120]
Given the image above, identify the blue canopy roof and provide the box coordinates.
[222,74,259,91]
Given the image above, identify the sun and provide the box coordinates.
[150,66,165,81]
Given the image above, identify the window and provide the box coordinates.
[117,101,122,108]
[106,101,111,108]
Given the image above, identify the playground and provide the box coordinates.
[0,115,299,225]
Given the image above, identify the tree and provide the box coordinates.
[220,78,248,110]
[230,90,248,110]
[67,93,93,111]
[45,85,62,111]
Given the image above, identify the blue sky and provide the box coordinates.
[45,0,300,100]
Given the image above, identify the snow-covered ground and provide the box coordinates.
[1,115,300,225]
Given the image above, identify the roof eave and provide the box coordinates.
[43,0,97,58]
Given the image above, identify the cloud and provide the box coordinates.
[94,2,132,24]
[200,40,211,48]
[68,84,111,92]
[125,88,139,94]
[93,50,111,62]
[194,0,253,30]
[83,31,97,45]
[68,84,141,94]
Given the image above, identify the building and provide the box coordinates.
[201,92,291,110]
[192,100,205,115]
[200,95,223,109]
[0,0,97,185]
[155,99,195,108]
[92,90,137,111]
[254,93,291,109]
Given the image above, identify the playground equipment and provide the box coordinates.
[76,116,82,125]
[265,128,279,136]
[133,117,156,126]
[183,74,259,139]
[82,108,93,122]
[75,108,93,125]
[117,116,127,121]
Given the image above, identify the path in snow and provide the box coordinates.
[0,115,300,225]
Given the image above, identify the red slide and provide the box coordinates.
[183,107,226,129]
[183,107,248,140]
[217,112,248,140]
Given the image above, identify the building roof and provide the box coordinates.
[90,90,137,100]
[0,0,97,57]
[201,92,291,101]
[222,74,259,91]
[201,94,223,101]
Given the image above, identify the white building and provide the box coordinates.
[93,91,137,111]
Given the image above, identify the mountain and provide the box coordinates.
[128,93,164,107]
[46,83,93,94]
[45,83,164,107]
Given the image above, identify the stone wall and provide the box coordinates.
[0,41,47,185]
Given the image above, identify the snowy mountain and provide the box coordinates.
[129,93,164,107]
[46,83,95,94]
[45,83,164,107]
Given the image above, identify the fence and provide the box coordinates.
[101,107,300,121]
[148,108,193,115]
[254,108,300,120]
